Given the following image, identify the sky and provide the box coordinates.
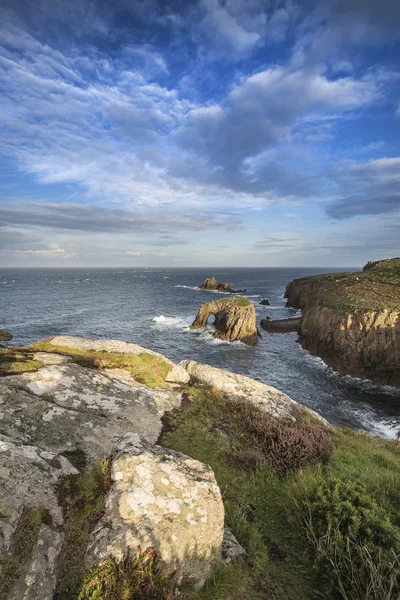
[0,0,399,268]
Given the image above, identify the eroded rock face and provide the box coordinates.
[179,359,328,424]
[0,329,12,342]
[260,317,302,333]
[191,298,258,345]
[86,434,224,588]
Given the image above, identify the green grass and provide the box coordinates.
[31,339,172,388]
[54,459,112,600]
[0,347,43,376]
[0,506,52,598]
[159,385,400,600]
[214,295,251,307]
[288,263,400,314]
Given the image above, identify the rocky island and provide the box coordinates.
[285,258,400,387]
[191,296,258,345]
[199,277,247,294]
[0,334,399,600]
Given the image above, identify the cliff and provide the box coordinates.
[285,259,400,387]
[191,296,258,345]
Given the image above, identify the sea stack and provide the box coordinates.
[199,277,247,294]
[191,296,258,345]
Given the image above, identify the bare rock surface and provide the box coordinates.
[221,528,246,564]
[86,433,224,588]
[191,297,258,345]
[260,317,302,333]
[179,359,328,424]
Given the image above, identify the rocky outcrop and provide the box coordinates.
[284,262,400,387]
[191,297,258,345]
[260,317,302,333]
[179,359,328,424]
[259,298,270,306]
[199,277,247,294]
[0,329,12,342]
[86,433,224,588]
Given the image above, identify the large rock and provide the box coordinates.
[199,277,247,294]
[0,357,181,599]
[179,359,328,424]
[0,329,12,342]
[191,297,258,345]
[86,433,224,588]
[260,317,302,333]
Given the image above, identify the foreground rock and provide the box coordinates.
[199,277,247,294]
[179,359,327,424]
[0,329,12,342]
[260,317,301,333]
[0,352,181,599]
[191,297,258,345]
[86,434,224,588]
[285,259,400,387]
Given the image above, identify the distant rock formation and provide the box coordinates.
[259,298,270,306]
[191,297,258,345]
[260,317,302,333]
[0,329,12,342]
[199,277,247,294]
[363,257,400,271]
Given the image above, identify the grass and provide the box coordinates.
[54,458,112,600]
[159,385,400,600]
[31,338,172,388]
[214,295,251,307]
[0,346,43,376]
[287,261,400,314]
[0,506,52,598]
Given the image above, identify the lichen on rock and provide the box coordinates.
[85,434,224,588]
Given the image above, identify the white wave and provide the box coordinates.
[164,276,170,279]
[152,315,189,327]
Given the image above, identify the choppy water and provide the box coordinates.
[1,267,399,438]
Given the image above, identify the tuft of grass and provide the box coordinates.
[78,548,173,600]
[0,506,51,598]
[159,385,400,600]
[54,458,112,600]
[0,347,43,376]
[31,339,171,388]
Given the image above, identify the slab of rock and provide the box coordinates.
[86,434,224,589]
[191,297,258,345]
[179,360,328,424]
[221,528,246,564]
[260,317,302,333]
[0,329,12,342]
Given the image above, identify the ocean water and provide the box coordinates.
[1,267,399,438]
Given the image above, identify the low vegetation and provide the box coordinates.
[54,459,112,600]
[289,259,400,313]
[31,338,171,388]
[214,295,251,307]
[160,385,400,600]
[0,346,43,376]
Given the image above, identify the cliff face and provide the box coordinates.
[285,261,400,387]
[191,297,258,345]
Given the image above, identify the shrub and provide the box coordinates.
[248,414,333,474]
[294,477,400,599]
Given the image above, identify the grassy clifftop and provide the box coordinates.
[287,258,400,314]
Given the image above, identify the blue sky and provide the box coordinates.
[0,0,399,267]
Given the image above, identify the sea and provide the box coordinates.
[1,267,399,439]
